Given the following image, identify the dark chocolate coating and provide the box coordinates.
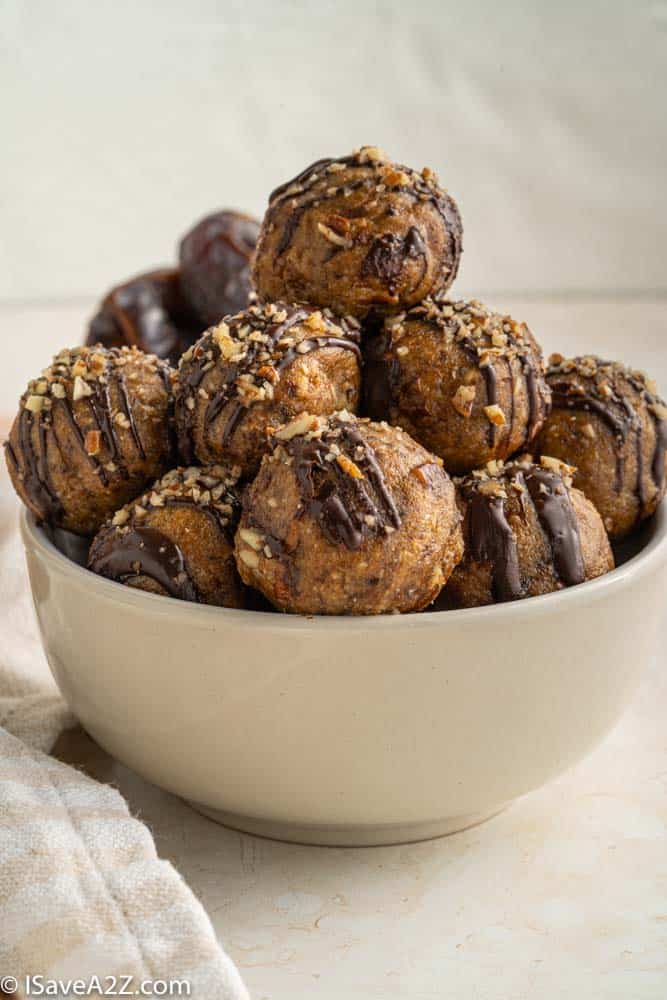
[252,147,462,320]
[86,269,201,363]
[179,210,259,327]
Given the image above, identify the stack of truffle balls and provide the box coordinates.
[5,147,667,615]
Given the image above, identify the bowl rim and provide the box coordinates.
[20,504,667,630]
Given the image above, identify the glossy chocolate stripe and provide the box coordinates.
[524,468,585,587]
[115,370,146,458]
[15,409,63,520]
[652,417,667,490]
[461,484,522,602]
[89,525,199,602]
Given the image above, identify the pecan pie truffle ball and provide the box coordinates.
[235,411,464,615]
[4,346,174,535]
[175,301,362,476]
[365,297,551,475]
[88,464,243,607]
[252,146,462,319]
[86,269,201,362]
[440,456,614,609]
[534,356,667,539]
[179,210,260,327]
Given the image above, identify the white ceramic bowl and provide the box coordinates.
[21,505,667,846]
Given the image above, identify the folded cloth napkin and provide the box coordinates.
[0,461,248,999]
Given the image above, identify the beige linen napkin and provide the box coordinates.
[0,458,248,999]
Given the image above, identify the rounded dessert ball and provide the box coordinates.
[252,146,462,320]
[365,297,551,475]
[86,269,201,362]
[175,301,362,477]
[88,464,244,607]
[534,356,667,539]
[178,209,260,327]
[4,345,175,535]
[440,456,614,609]
[235,411,464,615]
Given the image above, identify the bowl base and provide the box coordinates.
[185,802,507,846]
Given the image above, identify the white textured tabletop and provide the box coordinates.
[2,298,666,1000]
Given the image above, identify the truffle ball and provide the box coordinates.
[86,269,200,362]
[235,411,464,615]
[534,355,667,539]
[179,210,260,327]
[4,345,175,535]
[440,456,614,609]
[252,146,462,319]
[88,464,243,607]
[365,297,551,475]
[175,301,362,476]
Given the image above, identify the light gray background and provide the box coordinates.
[2,0,666,307]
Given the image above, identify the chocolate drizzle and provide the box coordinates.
[177,305,361,461]
[547,356,667,508]
[504,355,516,441]
[280,418,401,550]
[548,377,633,492]
[522,359,542,441]
[89,526,199,602]
[269,156,348,203]
[479,362,499,446]
[652,419,667,491]
[361,227,427,294]
[6,410,63,521]
[465,488,521,602]
[459,460,586,602]
[473,339,546,450]
[523,468,585,586]
[116,373,146,458]
[81,367,145,481]
[63,355,152,484]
